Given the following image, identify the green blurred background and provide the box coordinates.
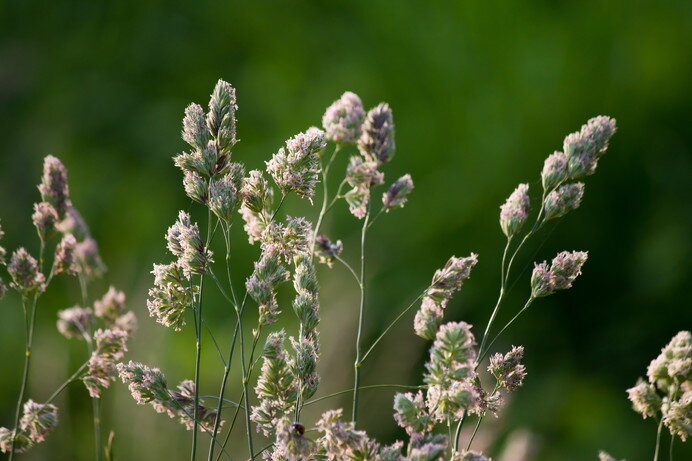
[1,1,691,459]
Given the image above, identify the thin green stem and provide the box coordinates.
[9,294,39,460]
[310,145,341,259]
[478,297,534,364]
[191,208,213,461]
[305,384,423,406]
[352,208,370,423]
[453,412,466,453]
[45,361,90,404]
[358,290,427,364]
[335,254,360,286]
[466,417,483,451]
[477,238,512,360]
[654,417,664,461]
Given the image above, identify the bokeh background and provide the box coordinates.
[1,1,691,459]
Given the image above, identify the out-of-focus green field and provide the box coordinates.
[0,1,690,459]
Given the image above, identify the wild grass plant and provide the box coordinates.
[0,80,688,460]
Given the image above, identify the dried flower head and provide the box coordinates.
[19,400,58,443]
[383,174,414,212]
[314,233,343,268]
[322,91,366,144]
[500,183,530,238]
[563,116,617,179]
[53,234,78,276]
[7,248,45,296]
[32,202,58,241]
[358,103,395,164]
[489,345,527,391]
[541,151,568,190]
[544,183,585,221]
[38,155,70,218]
[57,306,93,339]
[267,127,326,199]
[626,379,661,419]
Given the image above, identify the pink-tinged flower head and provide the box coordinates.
[38,155,70,218]
[382,174,414,212]
[531,251,588,298]
[488,345,527,391]
[206,79,238,154]
[267,127,326,200]
[541,151,568,190]
[7,248,45,296]
[564,116,617,179]
[19,400,58,443]
[499,183,530,237]
[358,103,396,164]
[75,237,107,279]
[322,91,366,144]
[32,202,58,241]
[57,306,93,339]
[626,379,661,419]
[94,286,127,324]
[209,164,244,222]
[53,234,78,276]
[544,183,584,221]
[181,103,210,151]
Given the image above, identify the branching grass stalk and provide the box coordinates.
[478,297,534,365]
[303,384,424,406]
[352,207,370,423]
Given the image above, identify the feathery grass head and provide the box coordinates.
[489,345,527,391]
[626,379,661,419]
[75,237,107,279]
[542,151,569,191]
[206,79,238,154]
[32,202,58,241]
[564,116,617,179]
[393,391,433,435]
[19,400,58,444]
[531,251,588,298]
[148,262,195,331]
[94,286,126,324]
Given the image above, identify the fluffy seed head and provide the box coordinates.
[322,91,366,144]
[94,286,126,324]
[626,379,662,419]
[531,251,588,297]
[19,400,58,443]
